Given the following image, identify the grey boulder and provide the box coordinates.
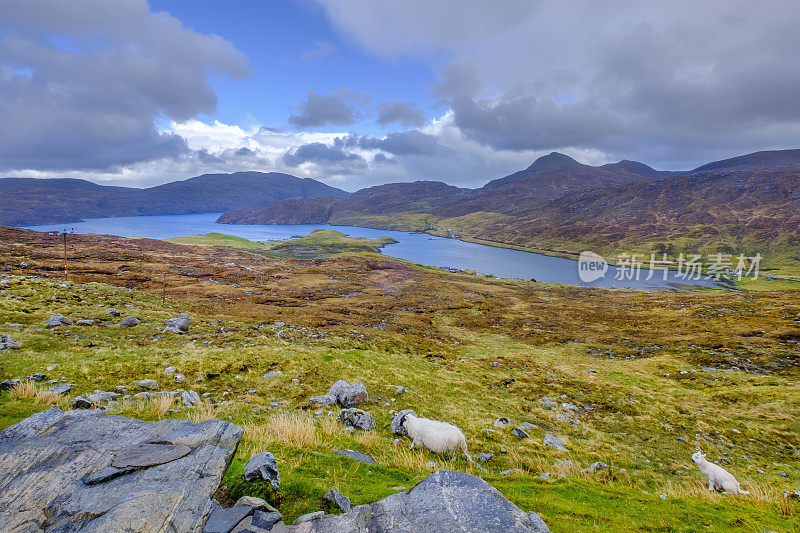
[311,380,368,408]
[165,313,191,332]
[138,379,159,390]
[284,470,549,532]
[324,489,351,512]
[543,434,567,451]
[50,383,72,395]
[203,505,253,533]
[252,509,284,530]
[0,334,21,349]
[338,408,376,431]
[47,314,73,327]
[120,316,141,327]
[245,451,281,491]
[183,390,202,407]
[0,408,242,532]
[391,409,417,436]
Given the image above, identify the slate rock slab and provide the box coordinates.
[203,506,254,533]
[332,449,378,465]
[0,408,242,533]
[285,470,550,532]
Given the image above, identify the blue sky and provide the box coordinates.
[1,0,797,189]
[150,0,441,135]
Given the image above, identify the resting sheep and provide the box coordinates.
[692,451,749,495]
[399,413,472,462]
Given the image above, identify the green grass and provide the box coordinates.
[0,272,798,531]
[167,232,268,250]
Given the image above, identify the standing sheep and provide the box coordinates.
[692,451,749,495]
[399,413,472,462]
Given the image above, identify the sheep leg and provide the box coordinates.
[708,480,715,492]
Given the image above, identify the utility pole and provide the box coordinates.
[61,229,73,282]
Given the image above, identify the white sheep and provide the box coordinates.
[400,413,472,462]
[692,451,749,495]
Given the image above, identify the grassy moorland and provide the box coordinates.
[0,227,798,532]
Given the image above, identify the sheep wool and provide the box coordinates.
[403,414,471,461]
[692,452,749,495]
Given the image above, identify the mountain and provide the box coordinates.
[690,149,800,173]
[219,181,468,225]
[0,172,349,226]
[218,149,800,272]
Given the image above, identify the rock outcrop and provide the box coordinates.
[0,408,242,532]
[286,469,550,532]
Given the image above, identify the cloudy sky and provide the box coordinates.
[1,0,798,190]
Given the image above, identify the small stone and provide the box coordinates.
[182,390,201,407]
[476,452,494,463]
[561,402,579,411]
[520,422,536,430]
[244,452,280,491]
[659,494,667,500]
[263,371,278,379]
[173,374,185,384]
[500,468,518,476]
[543,433,567,451]
[71,396,93,409]
[75,319,95,326]
[583,462,608,473]
[87,390,118,403]
[494,417,511,428]
[119,316,141,327]
[137,379,158,390]
[26,373,46,382]
[538,472,551,479]
[779,471,789,478]
[164,367,177,375]
[107,309,120,317]
[676,437,688,442]
[511,427,530,439]
[324,488,351,512]
[49,383,71,395]
[234,496,278,512]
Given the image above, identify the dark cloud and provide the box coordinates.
[376,100,426,127]
[335,130,447,156]
[283,142,367,174]
[288,88,366,129]
[0,0,249,172]
[320,0,800,169]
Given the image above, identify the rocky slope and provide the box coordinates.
[0,172,349,226]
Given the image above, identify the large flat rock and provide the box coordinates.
[288,469,550,533]
[0,408,243,533]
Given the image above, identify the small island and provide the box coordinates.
[167,230,397,259]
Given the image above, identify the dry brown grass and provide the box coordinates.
[240,412,319,457]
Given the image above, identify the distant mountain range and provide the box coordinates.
[218,149,800,273]
[0,172,349,226]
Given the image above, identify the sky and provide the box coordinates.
[1,0,798,190]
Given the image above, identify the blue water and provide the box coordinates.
[24,212,719,290]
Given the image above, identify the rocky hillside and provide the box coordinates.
[0,172,350,226]
[218,150,800,275]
